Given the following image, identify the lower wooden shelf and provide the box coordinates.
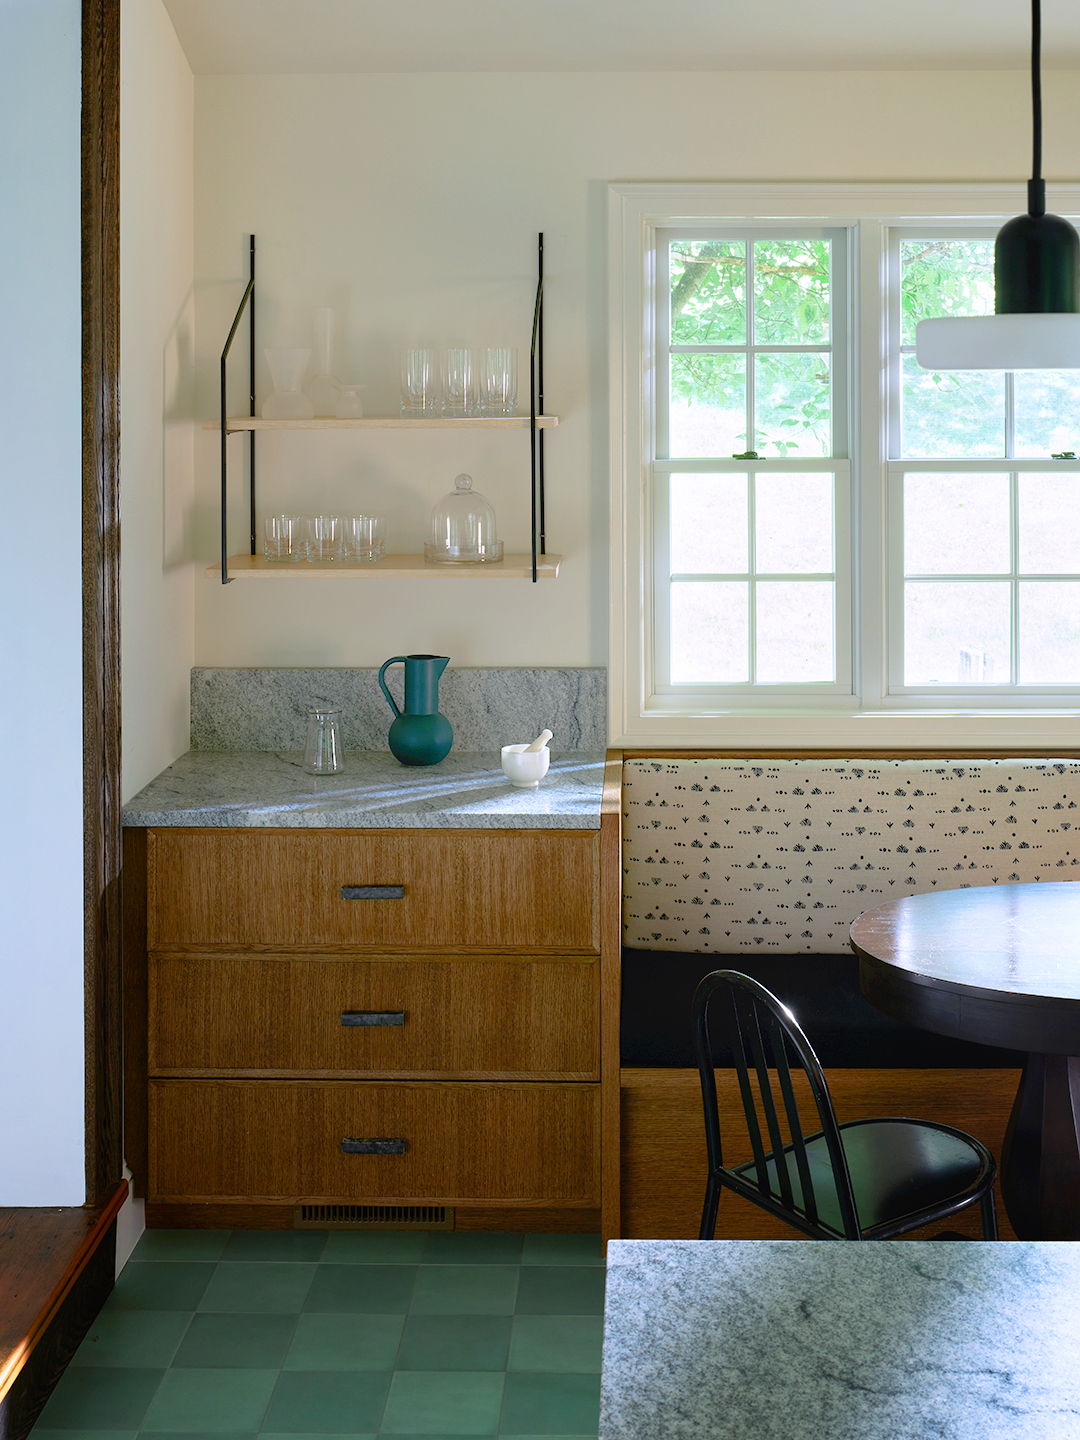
[208,553,562,580]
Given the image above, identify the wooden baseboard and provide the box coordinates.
[146,1201,600,1234]
[620,1068,1022,1242]
[0,1181,128,1440]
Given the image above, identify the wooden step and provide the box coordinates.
[0,1182,128,1440]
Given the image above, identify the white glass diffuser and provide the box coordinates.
[424,473,504,565]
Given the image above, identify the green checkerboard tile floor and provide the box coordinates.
[31,1230,605,1440]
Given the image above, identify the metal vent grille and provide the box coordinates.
[293,1204,454,1231]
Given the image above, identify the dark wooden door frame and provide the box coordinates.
[83,0,122,1204]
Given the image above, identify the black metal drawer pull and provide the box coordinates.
[341,1137,407,1155]
[341,885,405,900]
[340,1011,405,1027]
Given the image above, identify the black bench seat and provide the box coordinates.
[620,950,1023,1070]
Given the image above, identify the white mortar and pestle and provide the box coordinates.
[501,729,552,788]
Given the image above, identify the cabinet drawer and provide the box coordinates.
[148,954,599,1079]
[147,1079,600,1205]
[147,829,598,951]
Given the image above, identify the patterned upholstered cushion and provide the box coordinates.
[623,757,1080,955]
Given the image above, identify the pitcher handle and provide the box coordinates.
[378,657,408,718]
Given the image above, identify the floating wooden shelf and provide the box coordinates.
[205,416,559,432]
[208,553,563,581]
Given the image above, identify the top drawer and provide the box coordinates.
[147,829,599,952]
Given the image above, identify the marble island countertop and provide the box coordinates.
[121,749,607,829]
[601,1240,1080,1439]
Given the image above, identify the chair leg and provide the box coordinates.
[980,1188,999,1240]
[699,1175,722,1240]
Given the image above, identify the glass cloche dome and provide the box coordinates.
[424,473,504,564]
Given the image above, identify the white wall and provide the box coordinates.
[121,0,196,803]
[192,69,1080,678]
[0,0,85,1206]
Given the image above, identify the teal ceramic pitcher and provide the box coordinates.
[378,654,454,766]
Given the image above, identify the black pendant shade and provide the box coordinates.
[995,179,1080,314]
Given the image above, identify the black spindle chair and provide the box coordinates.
[693,970,998,1241]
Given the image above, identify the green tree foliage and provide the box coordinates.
[670,238,831,454]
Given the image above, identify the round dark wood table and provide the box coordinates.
[849,881,1080,1240]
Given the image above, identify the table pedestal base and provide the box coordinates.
[1001,1053,1080,1239]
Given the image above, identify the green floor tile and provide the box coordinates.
[30,1431,138,1440]
[68,1311,191,1368]
[141,1369,278,1433]
[320,1232,426,1264]
[128,1232,231,1263]
[108,1263,215,1312]
[508,1317,602,1373]
[260,1434,375,1440]
[409,1267,518,1316]
[420,1234,523,1266]
[303,1264,416,1313]
[198,1263,316,1314]
[513,1269,605,1316]
[34,1367,166,1429]
[260,1370,390,1432]
[134,1433,256,1440]
[283,1313,405,1371]
[172,1313,297,1369]
[397,1316,511,1371]
[380,1372,504,1435]
[499,1374,601,1436]
[518,1235,604,1267]
[222,1231,327,1263]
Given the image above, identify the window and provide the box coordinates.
[609,183,1080,748]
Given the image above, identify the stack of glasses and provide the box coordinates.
[263,514,385,563]
[400,347,517,417]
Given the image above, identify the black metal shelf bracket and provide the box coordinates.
[529,232,545,584]
[219,234,256,584]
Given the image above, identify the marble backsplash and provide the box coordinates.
[190,667,607,751]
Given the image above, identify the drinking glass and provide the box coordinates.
[335,384,366,418]
[441,348,472,416]
[400,347,439,415]
[481,347,517,415]
[303,707,345,775]
[306,515,343,562]
[264,513,304,563]
[263,348,314,419]
[342,514,385,563]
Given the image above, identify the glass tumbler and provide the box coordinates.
[304,707,345,775]
[441,348,472,416]
[343,514,385,563]
[400,347,439,415]
[264,513,304,562]
[481,347,517,415]
[306,515,343,562]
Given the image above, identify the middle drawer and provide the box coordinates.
[148,953,599,1079]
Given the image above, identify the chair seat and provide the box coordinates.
[731,1117,992,1238]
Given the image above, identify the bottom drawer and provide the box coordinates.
[148,1078,600,1206]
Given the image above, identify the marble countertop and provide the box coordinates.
[121,749,606,829]
[601,1239,1080,1439]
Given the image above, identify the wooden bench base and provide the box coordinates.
[620,1068,1022,1242]
[0,1183,128,1440]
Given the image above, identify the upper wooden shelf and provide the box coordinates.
[205,416,559,432]
[208,553,563,581]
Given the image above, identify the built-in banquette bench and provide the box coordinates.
[609,754,1080,1242]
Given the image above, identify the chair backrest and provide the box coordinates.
[692,969,861,1238]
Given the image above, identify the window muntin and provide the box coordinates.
[653,228,850,702]
[888,229,1080,692]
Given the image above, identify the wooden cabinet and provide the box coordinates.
[125,825,604,1232]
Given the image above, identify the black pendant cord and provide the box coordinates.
[1029,0,1045,216]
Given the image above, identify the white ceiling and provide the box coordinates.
[162,0,1080,75]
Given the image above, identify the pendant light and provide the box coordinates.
[915,0,1080,370]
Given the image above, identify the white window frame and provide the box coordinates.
[609,181,1080,749]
